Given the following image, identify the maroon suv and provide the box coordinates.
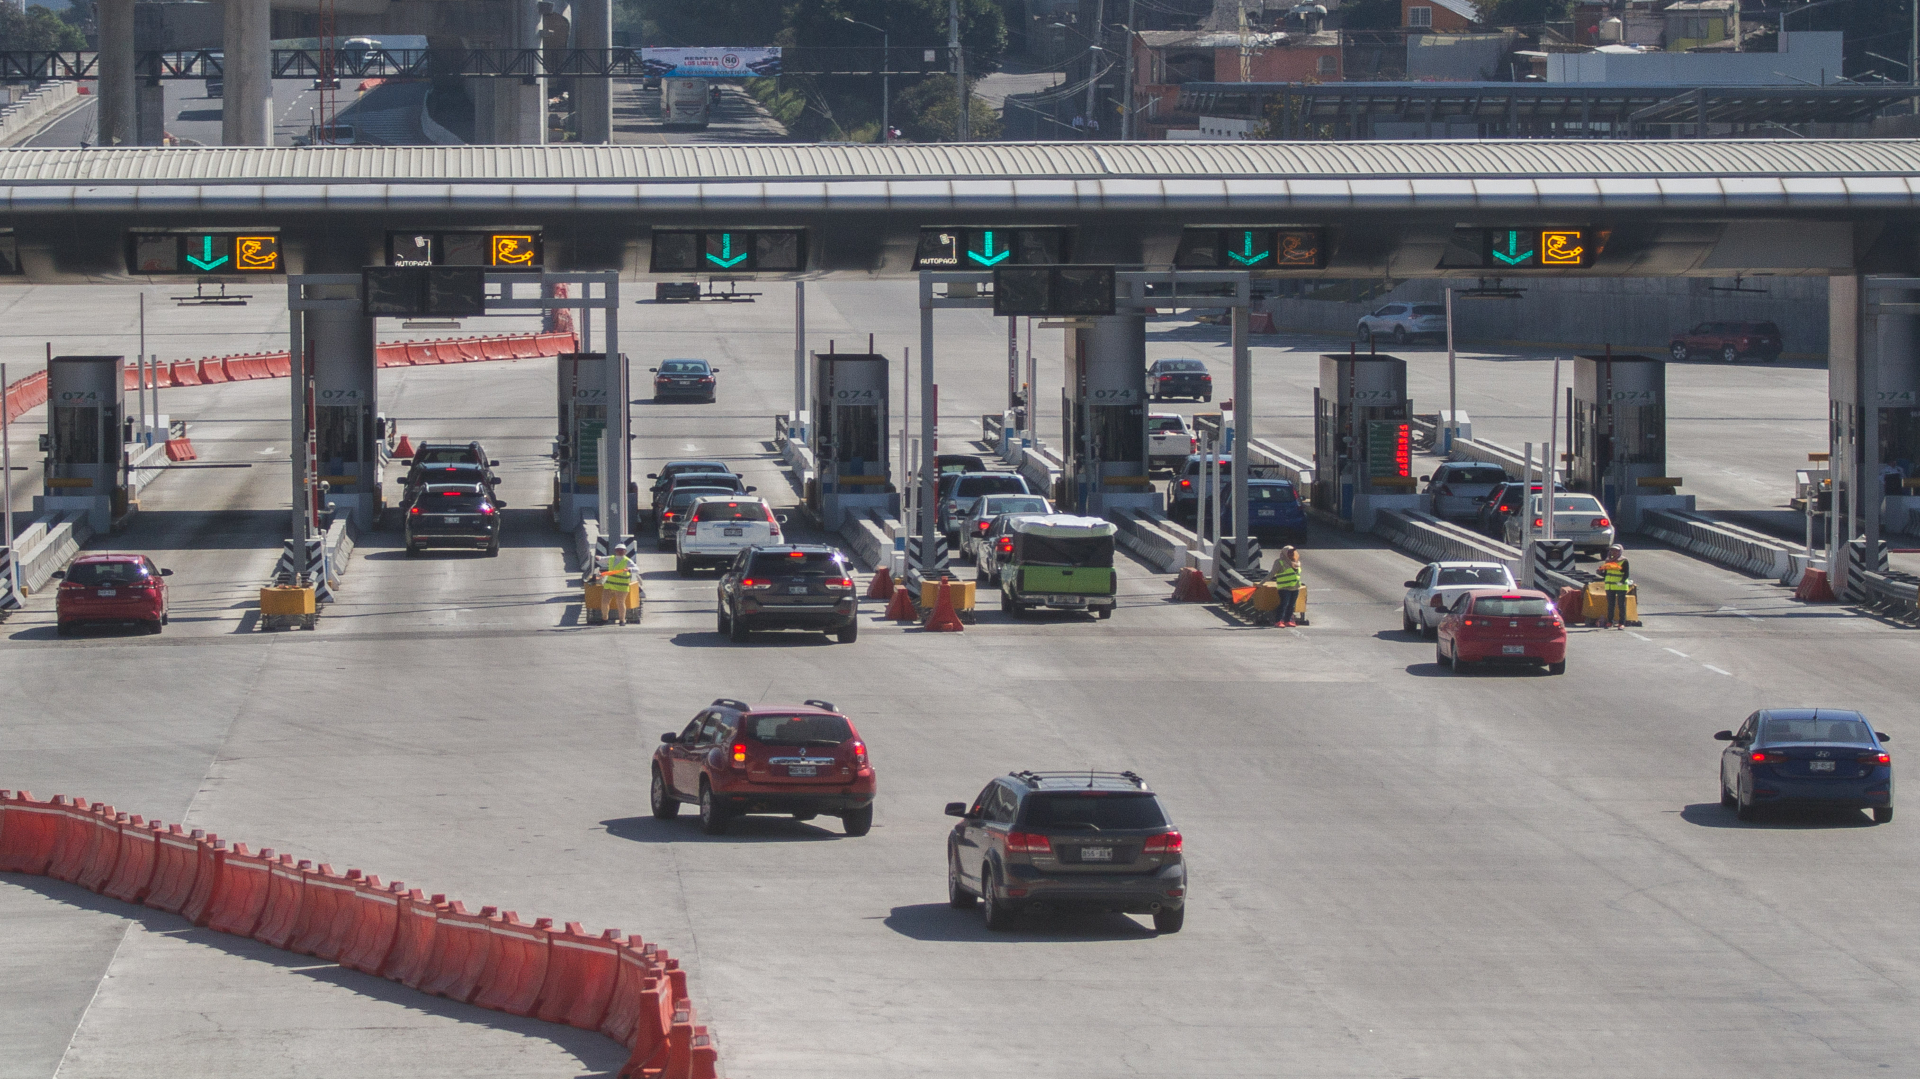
[651,698,876,836]
[1670,321,1782,363]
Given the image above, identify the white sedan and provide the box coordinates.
[1402,561,1517,637]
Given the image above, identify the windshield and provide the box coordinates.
[747,552,843,576]
[1158,360,1206,373]
[672,473,737,490]
[692,500,770,522]
[1022,792,1168,831]
[1150,417,1186,433]
[658,360,707,374]
[66,561,149,585]
[416,447,477,465]
[423,491,486,511]
[744,713,854,746]
[955,475,1029,498]
[661,461,729,483]
[1760,716,1872,745]
[1438,567,1510,587]
[1472,596,1550,616]
[418,464,486,482]
[980,496,1049,516]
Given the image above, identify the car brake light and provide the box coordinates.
[409,506,420,514]
[731,741,746,763]
[1200,374,1212,381]
[851,739,868,767]
[1592,517,1609,528]
[1143,831,1183,853]
[827,577,853,589]
[1179,479,1191,488]
[480,504,495,515]
[1862,752,1891,766]
[741,578,772,589]
[1462,618,1475,627]
[1751,750,1787,763]
[699,376,714,382]
[1157,375,1172,381]
[663,511,676,520]
[977,520,992,532]
[1004,831,1052,854]
[997,537,1014,555]
[683,523,697,536]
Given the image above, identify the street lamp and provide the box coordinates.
[843,16,889,140]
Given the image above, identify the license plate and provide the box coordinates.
[724,527,744,537]
[1080,847,1113,862]
[1053,596,1085,606]
[787,765,816,777]
[444,516,460,524]
[97,589,116,597]
[1809,760,1836,772]
[1502,644,1526,654]
[788,586,810,594]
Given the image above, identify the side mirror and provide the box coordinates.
[1403,580,1418,589]
[1713,730,1734,741]
[944,802,968,818]
[50,570,64,579]
[660,732,678,744]
[746,486,757,493]
[489,460,499,467]
[1420,475,1430,483]
[646,473,658,480]
[648,367,658,372]
[160,568,174,577]
[1878,731,1892,741]
[494,500,508,509]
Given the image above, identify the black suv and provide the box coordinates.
[400,461,503,506]
[646,459,735,518]
[717,545,859,643]
[405,483,501,555]
[945,771,1186,933]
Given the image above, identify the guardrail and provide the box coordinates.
[1105,507,1195,574]
[0,80,78,147]
[1640,509,1796,579]
[1853,568,1920,623]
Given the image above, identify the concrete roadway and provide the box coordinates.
[3,283,1916,1079]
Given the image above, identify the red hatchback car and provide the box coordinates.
[1435,588,1566,674]
[1670,321,1783,363]
[54,554,173,636]
[651,698,876,836]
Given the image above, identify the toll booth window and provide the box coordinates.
[1087,405,1144,464]
[316,406,361,464]
[831,405,882,468]
[0,231,18,274]
[53,407,100,463]
[1617,404,1665,464]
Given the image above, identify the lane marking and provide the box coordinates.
[1628,631,1651,641]
[1664,647,1690,658]
[1703,665,1733,676]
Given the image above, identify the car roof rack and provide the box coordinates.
[709,698,751,712]
[1009,770,1148,789]
[801,699,837,712]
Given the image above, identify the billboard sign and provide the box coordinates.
[640,48,781,78]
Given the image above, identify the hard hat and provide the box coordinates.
[614,543,628,553]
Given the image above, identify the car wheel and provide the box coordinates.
[160,611,169,625]
[716,605,731,633]
[1449,642,1469,673]
[56,622,74,637]
[1096,606,1112,620]
[485,542,499,557]
[1355,323,1368,339]
[1720,781,1737,810]
[1720,345,1739,364]
[1392,325,1408,346]
[981,865,1015,930]
[1873,806,1894,824]
[1670,342,1688,362]
[1435,642,1447,667]
[1547,660,1566,675]
[728,608,751,643]
[948,853,976,908]
[841,805,873,836]
[1152,906,1185,934]
[650,767,680,820]
[1735,786,1757,822]
[1202,394,1212,403]
[836,619,858,644]
[675,555,692,577]
[1422,619,1438,641]
[405,543,421,557]
[145,619,164,635]
[698,782,728,835]
[1403,606,1417,634]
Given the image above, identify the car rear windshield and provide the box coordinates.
[416,447,477,465]
[425,492,486,511]
[1472,596,1550,616]
[1022,792,1168,831]
[744,713,854,746]
[1246,483,1295,502]
[1437,567,1509,586]
[659,361,707,373]
[1150,417,1187,432]
[668,487,732,508]
[1760,717,1872,745]
[1749,323,1780,335]
[692,500,770,522]
[673,473,738,490]
[955,475,1028,497]
[663,462,729,480]
[1446,468,1507,485]
[1538,495,1605,513]
[66,561,148,585]
[1159,360,1206,372]
[1411,304,1446,316]
[982,496,1049,515]
[747,551,842,576]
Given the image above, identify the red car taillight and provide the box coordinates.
[851,739,869,768]
[1004,831,1052,854]
[409,506,421,515]
[1157,375,1172,382]
[740,578,772,589]
[1751,750,1787,764]
[827,577,853,589]
[1592,517,1609,528]
[1863,752,1891,766]
[480,504,495,515]
[1532,517,1544,528]
[1179,479,1192,489]
[683,523,697,536]
[1439,484,1454,496]
[1143,831,1183,854]
[997,537,1014,556]
[977,520,992,533]
[731,741,747,763]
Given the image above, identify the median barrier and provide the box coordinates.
[254,855,310,948]
[473,912,553,1017]
[169,361,201,386]
[101,817,160,903]
[509,336,541,359]
[179,835,226,925]
[46,796,98,883]
[144,825,206,913]
[0,791,62,873]
[313,867,370,959]
[199,358,230,383]
[339,876,406,974]
[376,344,409,367]
[599,938,657,1048]
[407,342,443,365]
[538,923,623,1030]
[420,901,498,1001]
[1641,509,1794,579]
[265,353,291,377]
[205,843,275,937]
[483,338,514,360]
[617,962,682,1078]
[382,890,447,989]
[164,437,197,461]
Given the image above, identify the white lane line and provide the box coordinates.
[1703,665,1732,676]
[1716,605,1755,618]
[1628,631,1651,641]
[1664,647,1690,658]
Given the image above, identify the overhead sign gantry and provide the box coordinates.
[127,231,282,274]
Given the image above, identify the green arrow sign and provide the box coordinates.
[967,230,1011,266]
[1226,230,1271,266]
[185,235,230,272]
[705,233,749,268]
[1490,230,1534,266]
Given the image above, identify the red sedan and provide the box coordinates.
[54,554,173,636]
[1435,588,1566,674]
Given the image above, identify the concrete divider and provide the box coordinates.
[837,511,892,571]
[1641,509,1795,579]
[0,81,81,147]
[1247,437,1315,492]
[205,843,275,937]
[254,854,311,949]
[17,512,93,597]
[1106,507,1194,574]
[473,912,553,1017]
[102,817,160,903]
[144,825,207,913]
[1372,509,1525,579]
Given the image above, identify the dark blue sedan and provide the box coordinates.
[1218,479,1308,544]
[1716,709,1893,823]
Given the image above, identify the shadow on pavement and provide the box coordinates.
[1677,802,1880,829]
[599,815,842,844]
[882,903,1157,943]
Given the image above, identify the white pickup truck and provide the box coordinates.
[1148,414,1196,469]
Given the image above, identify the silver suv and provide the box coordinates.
[945,771,1187,933]
[1356,301,1446,345]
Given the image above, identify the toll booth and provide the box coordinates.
[1313,354,1415,528]
[1571,353,1691,530]
[555,352,608,530]
[811,351,895,529]
[310,311,380,528]
[36,355,125,532]
[1064,316,1155,514]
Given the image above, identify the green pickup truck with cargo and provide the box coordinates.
[992,515,1118,619]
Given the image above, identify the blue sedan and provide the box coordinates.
[1218,479,1308,544]
[1716,709,1893,823]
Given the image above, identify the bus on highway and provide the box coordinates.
[662,77,712,129]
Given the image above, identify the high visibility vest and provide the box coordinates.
[1269,561,1301,590]
[602,555,634,590]
[1602,560,1629,592]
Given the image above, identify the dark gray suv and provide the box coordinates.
[945,771,1186,933]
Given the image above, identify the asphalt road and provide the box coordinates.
[3,284,1916,1079]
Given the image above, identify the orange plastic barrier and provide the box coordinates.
[617,961,689,1079]
[300,865,365,959]
[451,339,486,362]
[1795,567,1837,602]
[382,890,446,988]
[264,353,291,377]
[1249,310,1277,334]
[538,923,624,1030]
[0,791,64,874]
[205,842,275,937]
[338,875,406,974]
[472,912,552,1017]
[509,335,540,359]
[482,338,514,360]
[170,361,202,386]
[1171,566,1211,602]
[376,343,410,368]
[74,807,126,893]
[599,937,657,1049]
[144,825,206,913]
[865,565,892,599]
[420,901,498,1001]
[102,817,161,903]
[407,342,442,365]
[228,357,264,380]
[179,835,228,926]
[46,796,99,883]
[164,438,197,462]
[253,855,310,949]
[199,358,230,383]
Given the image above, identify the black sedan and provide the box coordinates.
[1716,709,1893,823]
[650,358,717,402]
[405,483,501,556]
[1147,358,1212,402]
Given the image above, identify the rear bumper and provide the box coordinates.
[1751,777,1891,808]
[738,601,856,629]
[58,599,163,622]
[1017,592,1115,611]
[712,779,875,814]
[1002,864,1186,913]
[654,384,714,397]
[1458,639,1566,664]
[409,530,496,547]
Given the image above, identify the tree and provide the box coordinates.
[1480,0,1572,26]
[0,5,88,51]
[893,73,1000,141]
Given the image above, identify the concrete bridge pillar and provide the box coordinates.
[471,0,546,144]
[221,0,273,146]
[572,0,610,143]
[95,0,137,146]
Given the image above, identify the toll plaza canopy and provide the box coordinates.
[2,141,1918,278]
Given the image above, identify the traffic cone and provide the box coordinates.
[1171,566,1211,602]
[924,576,965,632]
[866,565,893,599]
[885,584,918,621]
[392,434,416,460]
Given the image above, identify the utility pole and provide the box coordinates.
[1239,1,1251,84]
[950,0,968,141]
[1122,0,1137,139]
[1086,0,1106,134]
